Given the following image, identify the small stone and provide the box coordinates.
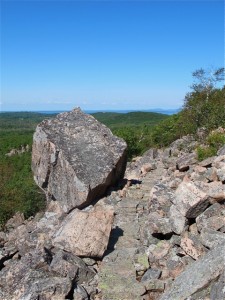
[180,232,207,260]
[176,153,197,172]
[148,241,171,263]
[169,205,187,234]
[205,167,218,182]
[141,163,156,175]
[217,166,225,182]
[141,268,162,282]
[200,228,225,249]
[148,184,175,215]
[143,279,165,292]
[189,223,199,235]
[147,212,173,235]
[196,202,225,232]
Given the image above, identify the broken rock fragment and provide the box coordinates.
[173,181,210,218]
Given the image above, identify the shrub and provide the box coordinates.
[207,132,225,149]
[197,146,217,161]
[197,132,225,161]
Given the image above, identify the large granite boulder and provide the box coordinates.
[32,108,127,212]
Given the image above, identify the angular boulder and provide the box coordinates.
[32,108,127,212]
[196,202,225,232]
[52,206,114,257]
[173,182,210,218]
[176,152,197,172]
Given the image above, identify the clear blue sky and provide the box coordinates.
[1,0,224,111]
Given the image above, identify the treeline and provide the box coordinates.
[92,111,168,159]
[113,67,225,159]
[0,130,46,228]
[150,86,225,146]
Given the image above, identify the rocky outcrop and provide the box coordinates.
[32,108,127,212]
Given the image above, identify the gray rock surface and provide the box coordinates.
[210,269,225,300]
[169,205,187,234]
[49,249,96,283]
[200,227,225,249]
[159,241,225,300]
[32,108,127,212]
[141,268,162,282]
[196,202,225,232]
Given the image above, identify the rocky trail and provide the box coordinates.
[98,162,166,300]
[0,109,225,300]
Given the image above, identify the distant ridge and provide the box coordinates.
[2,108,179,115]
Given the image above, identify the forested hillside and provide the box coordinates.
[92,111,168,128]
[0,67,224,227]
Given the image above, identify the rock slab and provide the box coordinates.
[53,206,114,257]
[32,108,127,212]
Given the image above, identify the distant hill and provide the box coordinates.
[91,111,168,129]
[0,111,169,131]
[0,112,54,131]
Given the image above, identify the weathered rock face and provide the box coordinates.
[32,108,127,212]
